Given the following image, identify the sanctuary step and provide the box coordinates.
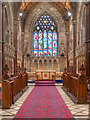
[36,79,54,81]
[35,80,55,86]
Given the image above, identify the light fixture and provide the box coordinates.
[19,12,23,17]
[68,11,71,16]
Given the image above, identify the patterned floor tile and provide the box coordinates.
[1,83,89,119]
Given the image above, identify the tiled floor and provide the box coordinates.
[56,84,89,120]
[1,83,90,120]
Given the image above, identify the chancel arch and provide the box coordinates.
[24,3,67,74]
[24,2,66,57]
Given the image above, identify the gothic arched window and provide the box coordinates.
[34,12,57,57]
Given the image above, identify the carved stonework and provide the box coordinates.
[5,43,15,58]
[13,19,19,26]
[65,31,69,36]
[72,19,77,25]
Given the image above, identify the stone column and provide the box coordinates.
[42,61,44,70]
[30,59,32,72]
[37,61,39,70]
[47,61,49,70]
[21,32,25,72]
[31,60,34,72]
[13,19,18,74]
[59,57,61,72]
[72,19,77,73]
[65,31,70,72]
[57,60,60,73]
[85,3,90,76]
[0,2,2,81]
[52,61,53,70]
[27,54,30,72]
[2,3,5,75]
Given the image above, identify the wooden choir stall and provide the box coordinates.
[2,65,28,109]
[62,65,88,104]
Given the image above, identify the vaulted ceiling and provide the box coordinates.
[13,2,77,31]
[19,2,72,20]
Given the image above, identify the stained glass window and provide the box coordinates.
[34,31,38,56]
[53,30,57,56]
[34,12,57,57]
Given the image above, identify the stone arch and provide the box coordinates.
[4,3,14,45]
[44,60,47,63]
[75,3,86,73]
[49,59,52,70]
[44,59,47,70]
[80,4,86,44]
[39,60,42,70]
[34,60,37,62]
[24,2,66,57]
[53,59,57,71]
[49,60,52,63]
[54,59,57,63]
[39,60,42,63]
[5,6,9,43]
[34,59,37,71]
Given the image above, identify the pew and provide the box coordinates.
[2,67,28,109]
[62,71,87,104]
[2,79,14,108]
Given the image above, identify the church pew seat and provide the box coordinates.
[63,72,87,104]
[2,72,28,109]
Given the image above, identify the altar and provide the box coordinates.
[36,70,56,80]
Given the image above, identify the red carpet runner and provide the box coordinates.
[14,81,74,119]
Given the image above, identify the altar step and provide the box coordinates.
[36,79,54,81]
[35,80,55,86]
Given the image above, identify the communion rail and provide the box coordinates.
[63,73,87,103]
[2,72,28,109]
